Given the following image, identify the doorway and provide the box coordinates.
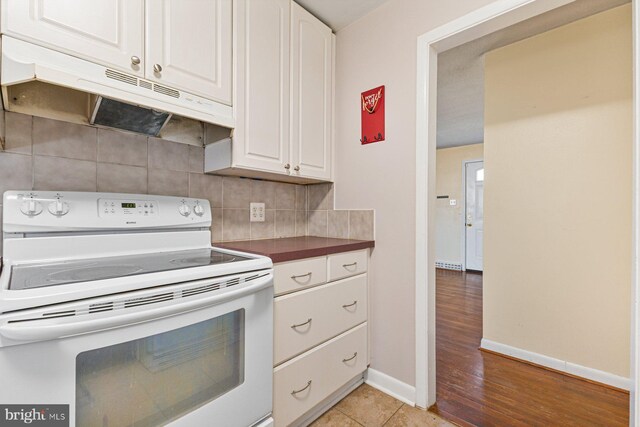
[416,0,638,423]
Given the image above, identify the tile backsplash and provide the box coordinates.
[307,183,374,241]
[0,112,374,255]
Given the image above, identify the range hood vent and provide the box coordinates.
[105,69,138,86]
[90,96,172,137]
[103,68,181,100]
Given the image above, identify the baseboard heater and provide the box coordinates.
[435,261,462,271]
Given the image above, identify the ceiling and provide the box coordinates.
[436,0,629,149]
[294,0,389,32]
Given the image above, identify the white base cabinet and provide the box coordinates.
[274,324,367,427]
[274,275,367,365]
[272,250,370,427]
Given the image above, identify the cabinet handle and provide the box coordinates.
[131,56,141,65]
[291,380,312,395]
[342,352,358,362]
[294,165,300,172]
[291,318,312,329]
[342,300,358,309]
[153,64,163,73]
[291,272,312,280]
[284,163,291,170]
[342,262,358,269]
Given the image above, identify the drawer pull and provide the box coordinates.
[291,318,312,329]
[342,352,358,363]
[291,272,312,280]
[342,262,358,269]
[342,300,358,309]
[291,380,312,395]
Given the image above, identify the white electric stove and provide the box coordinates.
[0,190,274,427]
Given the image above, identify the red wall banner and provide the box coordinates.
[361,85,385,145]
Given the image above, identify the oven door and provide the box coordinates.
[0,272,273,427]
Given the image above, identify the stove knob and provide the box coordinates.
[20,199,43,217]
[48,199,70,217]
[178,203,191,217]
[193,203,205,217]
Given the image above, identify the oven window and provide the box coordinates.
[76,310,245,426]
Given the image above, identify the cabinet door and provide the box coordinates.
[145,0,232,104]
[233,0,291,175]
[273,323,367,427]
[290,3,332,181]
[274,275,367,365]
[2,0,144,75]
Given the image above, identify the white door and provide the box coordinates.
[2,0,144,75]
[465,161,484,271]
[233,0,291,175]
[145,0,232,103]
[290,2,332,181]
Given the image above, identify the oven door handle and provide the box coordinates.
[0,273,273,342]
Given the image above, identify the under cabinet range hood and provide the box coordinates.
[1,36,235,131]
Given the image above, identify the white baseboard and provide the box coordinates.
[365,368,416,406]
[480,338,631,391]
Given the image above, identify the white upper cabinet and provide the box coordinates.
[1,0,144,75]
[206,0,333,183]
[2,0,232,103]
[145,0,232,104]
[290,2,332,181]
[233,0,291,173]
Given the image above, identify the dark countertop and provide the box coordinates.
[216,236,375,263]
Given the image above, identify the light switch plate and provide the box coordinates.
[250,202,265,222]
[449,199,457,206]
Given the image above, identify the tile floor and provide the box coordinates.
[311,384,454,427]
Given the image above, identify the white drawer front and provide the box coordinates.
[273,323,367,427]
[327,250,368,282]
[274,256,327,296]
[274,275,367,365]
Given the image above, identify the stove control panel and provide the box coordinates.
[99,198,159,217]
[2,191,211,233]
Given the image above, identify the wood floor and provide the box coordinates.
[431,269,629,426]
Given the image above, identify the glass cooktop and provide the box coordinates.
[9,249,252,290]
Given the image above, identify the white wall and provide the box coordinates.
[334,0,496,386]
[436,144,484,265]
[484,4,632,377]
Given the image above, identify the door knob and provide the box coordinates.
[153,64,163,73]
[294,165,300,172]
[131,56,141,65]
[284,163,291,170]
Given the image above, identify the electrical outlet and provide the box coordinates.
[449,199,457,206]
[250,202,265,222]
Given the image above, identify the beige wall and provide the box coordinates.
[436,144,484,265]
[334,0,496,386]
[483,5,632,377]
